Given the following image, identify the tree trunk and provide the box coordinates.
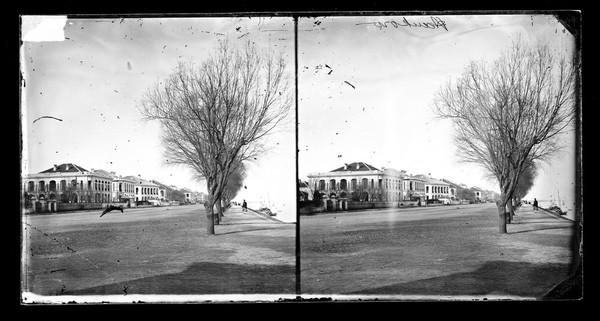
[204,201,215,235]
[215,198,223,224]
[507,199,514,224]
[496,199,508,234]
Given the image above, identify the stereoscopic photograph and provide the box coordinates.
[20,12,582,304]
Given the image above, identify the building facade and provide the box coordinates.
[414,174,451,200]
[111,174,136,203]
[149,180,169,202]
[402,175,427,201]
[307,162,405,202]
[440,178,459,200]
[23,163,113,204]
[123,176,161,202]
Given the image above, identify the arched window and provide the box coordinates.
[49,180,57,192]
[329,179,336,190]
[71,180,77,189]
[340,179,347,190]
[318,180,325,190]
[28,181,35,192]
[39,181,46,192]
[362,178,369,189]
[351,179,357,189]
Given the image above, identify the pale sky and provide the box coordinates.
[297,14,576,207]
[21,16,297,222]
[20,14,578,223]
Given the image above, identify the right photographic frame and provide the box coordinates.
[297,12,581,300]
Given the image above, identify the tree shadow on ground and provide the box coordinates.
[508,225,573,235]
[216,227,288,236]
[64,261,295,296]
[350,260,571,298]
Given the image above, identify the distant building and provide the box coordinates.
[402,175,427,201]
[111,174,136,203]
[123,175,160,202]
[307,162,405,202]
[440,178,460,200]
[23,163,115,203]
[150,180,171,202]
[414,174,451,200]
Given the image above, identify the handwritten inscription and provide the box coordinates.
[357,16,448,31]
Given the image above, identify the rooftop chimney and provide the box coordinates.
[65,164,70,170]
[344,163,348,170]
[356,163,360,170]
[53,164,57,171]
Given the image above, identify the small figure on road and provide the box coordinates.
[242,200,248,212]
[533,198,539,211]
[100,205,123,217]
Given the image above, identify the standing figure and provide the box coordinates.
[533,198,539,211]
[242,199,248,212]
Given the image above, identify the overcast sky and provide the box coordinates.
[297,14,576,207]
[21,16,297,222]
[21,14,578,222]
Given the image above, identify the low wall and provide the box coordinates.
[347,201,397,210]
[398,201,420,207]
[56,203,103,212]
[299,204,326,215]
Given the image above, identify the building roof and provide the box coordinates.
[122,175,158,186]
[382,167,406,177]
[406,175,426,181]
[414,174,450,186]
[440,178,460,187]
[92,169,116,178]
[331,162,379,172]
[39,163,88,173]
[150,180,170,189]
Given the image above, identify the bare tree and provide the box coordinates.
[220,161,247,221]
[506,159,538,223]
[139,40,292,235]
[433,38,576,234]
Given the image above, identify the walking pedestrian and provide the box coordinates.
[533,198,538,211]
[242,199,247,212]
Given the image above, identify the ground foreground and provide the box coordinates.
[22,205,295,302]
[300,203,576,300]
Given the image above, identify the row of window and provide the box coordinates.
[314,178,454,197]
[316,177,406,191]
[137,187,159,195]
[26,180,162,196]
[27,192,112,203]
[328,190,404,202]
[26,179,111,193]
[405,181,426,191]
[114,182,135,193]
[426,185,450,194]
